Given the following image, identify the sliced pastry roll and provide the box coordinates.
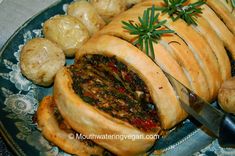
[205,0,235,34]
[96,5,145,41]
[136,0,235,61]
[37,96,108,156]
[98,3,221,100]
[191,16,231,82]
[126,0,145,8]
[137,1,222,99]
[164,17,222,99]
[196,3,235,60]
[159,34,210,101]
[97,6,191,92]
[218,0,235,16]
[54,34,187,155]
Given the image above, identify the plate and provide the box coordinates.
[0,0,234,155]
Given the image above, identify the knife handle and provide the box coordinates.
[219,114,235,148]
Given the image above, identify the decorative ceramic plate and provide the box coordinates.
[0,0,235,155]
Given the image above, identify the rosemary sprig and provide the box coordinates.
[122,5,174,60]
[156,0,206,25]
[226,0,235,10]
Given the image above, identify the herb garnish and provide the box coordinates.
[122,5,174,60]
[156,0,206,25]
[226,0,235,10]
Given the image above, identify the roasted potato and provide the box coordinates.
[88,0,127,22]
[67,0,106,35]
[43,15,89,57]
[218,77,235,114]
[20,38,65,86]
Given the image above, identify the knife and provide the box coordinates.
[155,64,235,148]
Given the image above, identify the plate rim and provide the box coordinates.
[0,0,66,155]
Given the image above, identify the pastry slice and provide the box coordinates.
[198,3,235,60]
[100,2,222,100]
[136,0,235,61]
[205,0,235,34]
[159,34,210,101]
[37,96,108,156]
[151,42,191,90]
[54,35,186,155]
[161,17,222,100]
[96,5,145,41]
[191,16,231,82]
[218,0,235,16]
[140,0,222,99]
[98,6,191,91]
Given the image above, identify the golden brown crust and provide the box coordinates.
[96,5,145,41]
[54,35,186,145]
[192,16,231,82]
[138,0,235,61]
[198,3,235,60]
[98,2,223,101]
[162,16,222,100]
[54,36,189,152]
[132,0,157,8]
[206,0,235,34]
[54,68,155,156]
[126,0,145,8]
[142,0,222,99]
[159,34,210,101]
[97,5,191,91]
[218,0,235,16]
[151,42,191,89]
[37,96,105,156]
[74,34,187,130]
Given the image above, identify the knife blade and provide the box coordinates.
[163,71,224,137]
[152,61,235,147]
